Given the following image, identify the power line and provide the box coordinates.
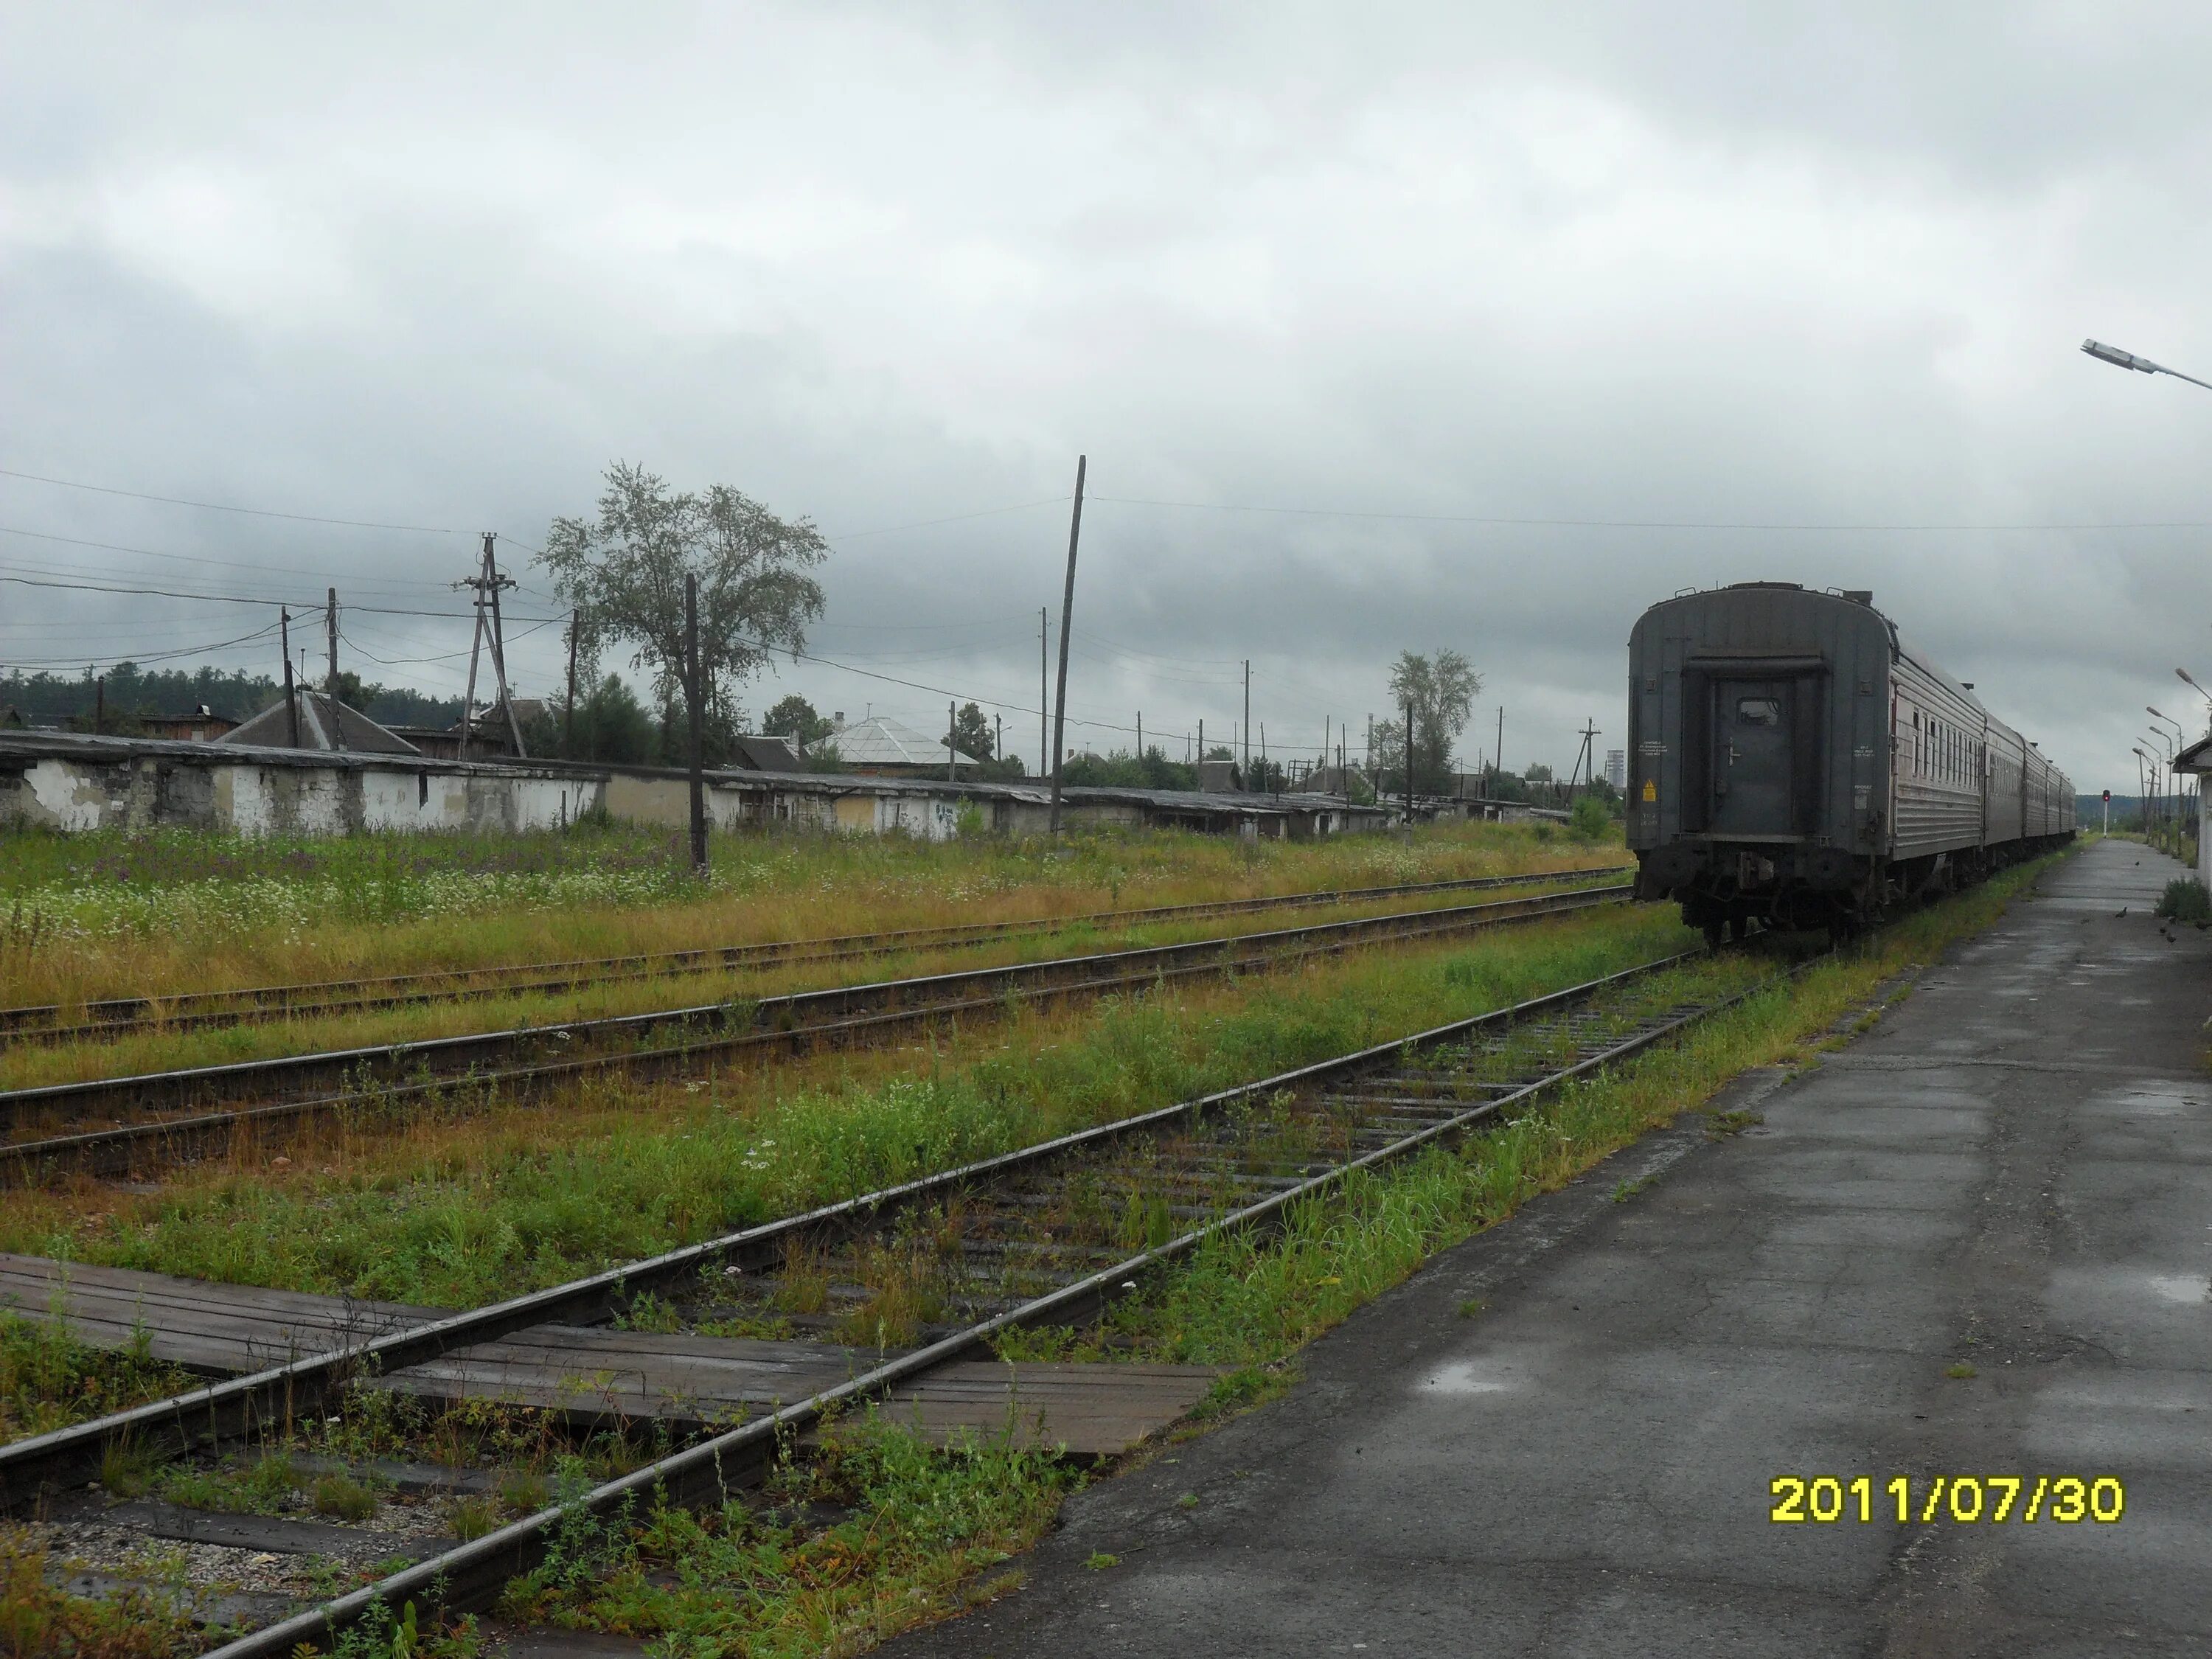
[0,568,564,624]
[0,467,468,534]
[0,619,285,673]
[0,523,465,592]
[821,496,1071,543]
[1088,494,2212,534]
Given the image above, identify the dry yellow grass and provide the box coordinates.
[0,821,1618,1015]
[3,902,1691,1303]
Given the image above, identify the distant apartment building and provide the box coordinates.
[1604,748,1626,790]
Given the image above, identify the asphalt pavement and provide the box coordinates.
[885,837,2212,1657]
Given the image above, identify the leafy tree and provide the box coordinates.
[1061,747,1198,790]
[1524,762,1554,782]
[547,673,658,765]
[539,462,829,762]
[762,694,837,751]
[951,702,995,762]
[1374,649,1482,794]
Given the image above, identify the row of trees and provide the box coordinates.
[0,664,460,732]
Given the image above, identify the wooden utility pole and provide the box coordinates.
[686,572,706,873]
[1242,660,1251,777]
[947,700,957,784]
[564,611,580,758]
[1039,607,1048,777]
[1570,718,1599,801]
[995,712,1003,771]
[484,535,524,758]
[324,588,344,751]
[1495,706,1504,790]
[94,675,105,737]
[1048,455,1086,835]
[457,562,487,759]
[1405,698,1416,824]
[1136,711,1142,762]
[280,609,299,748]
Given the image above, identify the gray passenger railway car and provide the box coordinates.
[1627,583,2074,940]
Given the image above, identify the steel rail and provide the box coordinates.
[202,945,1787,1658]
[0,886,1632,1164]
[0,942,1709,1517]
[0,865,1630,1046]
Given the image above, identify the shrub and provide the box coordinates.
[1568,795,1613,843]
[2155,878,2211,924]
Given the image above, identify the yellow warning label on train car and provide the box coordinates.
[1641,779,1657,801]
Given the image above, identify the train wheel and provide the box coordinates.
[1703,919,1725,948]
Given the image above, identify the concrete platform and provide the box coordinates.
[888,838,2212,1657]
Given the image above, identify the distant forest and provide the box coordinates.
[0,664,463,731]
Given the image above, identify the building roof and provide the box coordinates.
[830,716,984,769]
[218,689,422,756]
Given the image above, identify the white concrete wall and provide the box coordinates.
[2200,790,2211,889]
[0,753,607,837]
[0,745,1385,842]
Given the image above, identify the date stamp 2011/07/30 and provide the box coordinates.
[1770,1475,2124,1524]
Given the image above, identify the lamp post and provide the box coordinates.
[2081,339,2212,393]
[2152,709,2188,846]
[2083,341,2212,850]
[2147,730,2177,852]
[2176,671,2212,845]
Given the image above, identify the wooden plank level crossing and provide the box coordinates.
[0,1254,1216,1457]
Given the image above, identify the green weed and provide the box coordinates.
[498,1408,1073,1655]
[310,1470,382,1521]
[0,1528,202,1659]
[24,904,1696,1308]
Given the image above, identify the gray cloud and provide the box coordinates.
[4,2,2211,785]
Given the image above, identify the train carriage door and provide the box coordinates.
[1711,680,1794,835]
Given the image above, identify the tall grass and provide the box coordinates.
[2,907,1693,1310]
[0,820,1618,1014]
[0,872,1624,1094]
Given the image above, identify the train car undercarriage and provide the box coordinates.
[1637,836,2073,945]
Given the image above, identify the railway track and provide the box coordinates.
[0,883,1633,1182]
[1,942,1786,1655]
[0,864,1629,1047]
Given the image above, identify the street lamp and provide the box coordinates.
[2081,339,2212,392]
[2177,667,2212,710]
[2153,706,2197,849]
[2148,731,2180,849]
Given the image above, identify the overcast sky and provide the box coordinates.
[5,2,2211,787]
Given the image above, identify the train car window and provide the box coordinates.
[1736,697,1781,726]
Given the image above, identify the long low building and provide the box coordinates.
[0,731,1388,841]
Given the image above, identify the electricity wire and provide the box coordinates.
[1089,495,2212,533]
[0,467,468,535]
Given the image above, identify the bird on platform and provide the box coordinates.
[2115,905,2129,918]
